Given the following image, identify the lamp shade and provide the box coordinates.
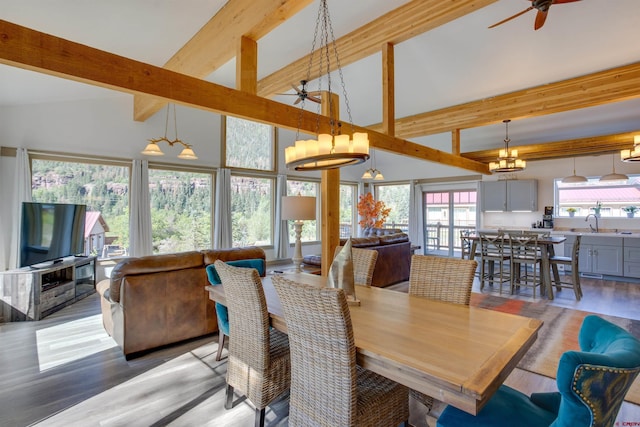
[281,196,316,220]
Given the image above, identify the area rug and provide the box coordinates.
[470,293,640,405]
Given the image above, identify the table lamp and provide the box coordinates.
[281,195,316,272]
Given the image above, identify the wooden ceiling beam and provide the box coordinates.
[257,0,499,98]
[368,62,640,139]
[463,131,639,162]
[133,0,313,122]
[0,19,490,175]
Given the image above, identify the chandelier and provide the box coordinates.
[361,149,384,180]
[284,0,369,171]
[489,119,526,173]
[620,135,640,162]
[142,104,198,160]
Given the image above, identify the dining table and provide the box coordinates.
[205,272,543,415]
[468,233,566,299]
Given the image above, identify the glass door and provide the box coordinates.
[423,190,477,256]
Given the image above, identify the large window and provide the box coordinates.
[148,168,212,254]
[340,184,357,238]
[31,157,130,258]
[375,184,410,231]
[230,175,274,247]
[286,180,319,242]
[225,116,274,171]
[555,176,640,217]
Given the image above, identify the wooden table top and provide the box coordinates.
[205,272,543,415]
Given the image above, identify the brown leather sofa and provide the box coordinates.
[96,246,265,359]
[303,228,411,287]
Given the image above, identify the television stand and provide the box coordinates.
[0,256,97,322]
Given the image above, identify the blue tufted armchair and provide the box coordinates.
[205,258,266,361]
[437,315,640,427]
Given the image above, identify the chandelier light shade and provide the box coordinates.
[281,195,316,272]
[561,157,588,184]
[142,104,198,160]
[600,154,629,182]
[621,135,640,162]
[284,0,369,172]
[489,119,526,173]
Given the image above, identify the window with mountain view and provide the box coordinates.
[148,168,212,254]
[225,116,274,171]
[31,158,130,258]
[230,175,273,247]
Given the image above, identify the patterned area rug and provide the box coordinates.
[471,293,640,405]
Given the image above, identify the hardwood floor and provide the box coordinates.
[0,276,638,426]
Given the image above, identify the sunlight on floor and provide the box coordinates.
[36,314,117,371]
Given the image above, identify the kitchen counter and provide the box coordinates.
[550,228,640,238]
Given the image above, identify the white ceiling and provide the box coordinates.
[2,0,640,156]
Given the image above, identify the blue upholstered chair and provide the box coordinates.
[205,258,265,361]
[437,315,640,427]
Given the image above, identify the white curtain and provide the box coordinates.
[129,159,152,257]
[7,148,32,269]
[357,182,366,236]
[274,174,290,259]
[409,179,424,253]
[214,168,232,249]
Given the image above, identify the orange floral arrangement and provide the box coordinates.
[357,193,391,229]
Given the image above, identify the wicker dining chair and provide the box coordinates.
[333,245,378,286]
[272,276,410,427]
[408,255,478,411]
[213,260,290,427]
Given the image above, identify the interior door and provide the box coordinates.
[423,190,477,256]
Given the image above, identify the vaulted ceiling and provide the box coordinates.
[1,0,640,172]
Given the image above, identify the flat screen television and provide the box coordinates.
[20,202,86,268]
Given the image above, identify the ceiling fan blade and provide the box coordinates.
[306,91,323,97]
[306,95,322,104]
[534,9,548,30]
[293,97,302,105]
[488,6,534,29]
[552,0,581,4]
[291,84,304,95]
[276,93,299,96]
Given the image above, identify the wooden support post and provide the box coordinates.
[320,92,341,277]
[382,42,395,137]
[452,129,461,156]
[236,36,257,95]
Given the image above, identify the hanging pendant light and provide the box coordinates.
[361,149,384,180]
[561,157,588,184]
[599,154,629,182]
[284,0,369,171]
[142,104,198,160]
[489,119,526,173]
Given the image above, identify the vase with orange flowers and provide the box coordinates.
[357,193,391,230]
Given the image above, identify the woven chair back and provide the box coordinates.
[334,246,378,286]
[408,255,477,305]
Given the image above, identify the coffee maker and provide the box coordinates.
[542,206,554,229]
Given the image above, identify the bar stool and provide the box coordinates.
[549,235,583,300]
[460,230,481,277]
[479,232,511,294]
[509,232,543,298]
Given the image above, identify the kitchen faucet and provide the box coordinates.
[585,214,599,233]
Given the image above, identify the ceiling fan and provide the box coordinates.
[489,0,581,31]
[278,80,322,105]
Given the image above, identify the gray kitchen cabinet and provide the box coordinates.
[565,235,623,277]
[623,238,640,278]
[481,180,537,212]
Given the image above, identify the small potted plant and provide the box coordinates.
[623,206,638,218]
[567,207,577,218]
[592,201,602,218]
